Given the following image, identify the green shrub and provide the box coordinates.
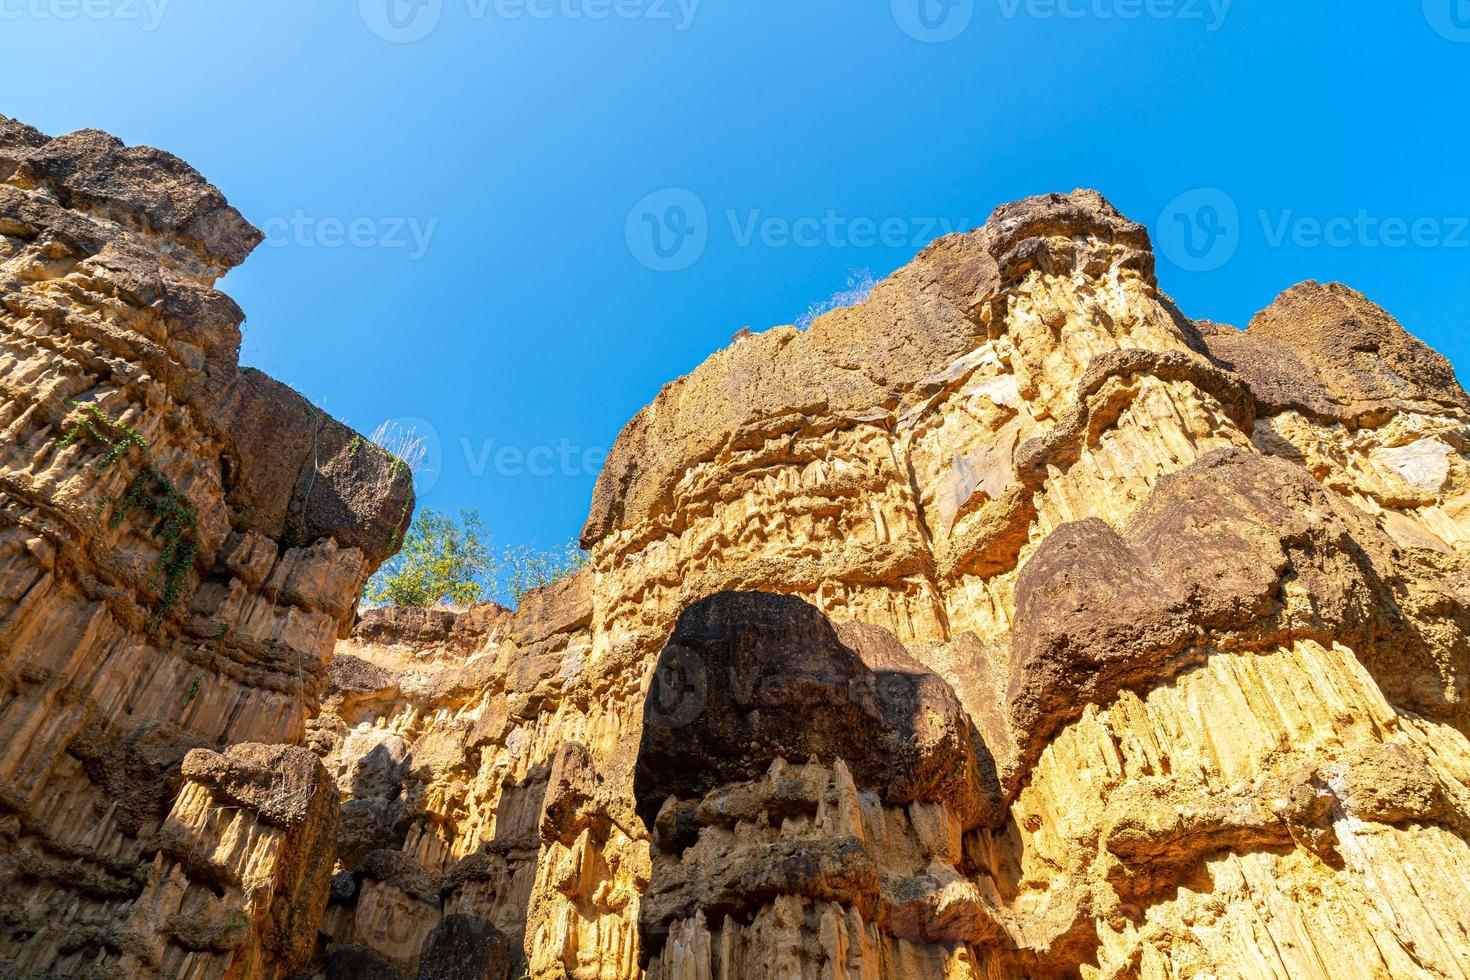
[363,510,589,610]
[364,508,493,607]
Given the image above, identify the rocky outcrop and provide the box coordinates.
[0,118,411,978]
[304,591,584,978]
[314,188,1470,979]
[6,117,1470,980]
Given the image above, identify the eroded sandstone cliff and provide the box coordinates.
[308,190,1470,980]
[4,118,1470,980]
[0,117,411,978]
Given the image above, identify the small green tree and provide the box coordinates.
[498,539,588,605]
[364,508,493,607]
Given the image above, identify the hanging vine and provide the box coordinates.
[58,401,200,625]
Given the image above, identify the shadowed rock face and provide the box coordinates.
[0,117,410,979]
[216,366,416,563]
[632,592,994,958]
[8,115,1470,980]
[634,592,987,830]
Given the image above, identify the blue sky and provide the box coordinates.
[7,1,1470,553]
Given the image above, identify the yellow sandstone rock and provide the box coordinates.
[0,117,411,979]
[4,117,1470,979]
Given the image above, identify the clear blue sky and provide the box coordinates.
[8,1,1469,553]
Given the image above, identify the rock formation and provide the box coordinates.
[0,117,411,978]
[4,118,1470,979]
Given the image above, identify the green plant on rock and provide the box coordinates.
[57,401,200,624]
[113,466,198,620]
[364,508,494,608]
[181,672,203,709]
[58,402,146,471]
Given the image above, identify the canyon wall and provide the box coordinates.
[3,118,1470,980]
[313,191,1470,979]
[0,117,412,978]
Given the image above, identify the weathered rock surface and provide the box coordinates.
[6,119,1470,980]
[315,187,1470,980]
[0,118,411,978]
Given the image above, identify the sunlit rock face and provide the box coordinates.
[325,188,1470,980]
[0,117,411,979]
[6,115,1470,980]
